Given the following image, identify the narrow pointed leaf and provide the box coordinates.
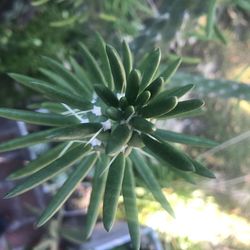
[140,48,161,91]
[106,44,126,92]
[122,158,140,250]
[130,150,175,217]
[95,33,114,89]
[139,96,178,118]
[40,102,66,114]
[69,57,93,94]
[0,123,101,153]
[79,43,107,86]
[141,134,195,171]
[84,155,109,239]
[0,108,79,126]
[30,81,92,110]
[103,153,125,231]
[156,84,194,100]
[145,77,163,100]
[125,69,140,104]
[135,91,151,107]
[105,107,123,121]
[192,160,216,178]
[39,68,72,92]
[9,73,92,110]
[160,57,182,83]
[122,40,133,77]
[171,168,197,185]
[206,0,217,38]
[8,143,73,180]
[214,24,227,45]
[158,107,205,119]
[161,99,205,118]
[106,124,132,155]
[4,144,91,198]
[94,84,119,107]
[155,129,218,147]
[37,153,98,227]
[41,56,89,95]
[130,116,155,134]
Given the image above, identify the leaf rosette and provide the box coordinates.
[0,34,216,250]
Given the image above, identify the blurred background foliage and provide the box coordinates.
[0,0,250,249]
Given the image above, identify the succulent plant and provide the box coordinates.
[0,33,216,250]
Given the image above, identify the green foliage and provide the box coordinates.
[1,35,217,250]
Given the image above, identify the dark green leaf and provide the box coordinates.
[8,143,74,180]
[155,129,218,147]
[160,57,182,83]
[140,48,161,91]
[106,44,126,92]
[37,153,98,226]
[103,153,125,231]
[4,144,91,198]
[141,134,195,171]
[122,158,140,250]
[84,155,109,239]
[0,108,79,126]
[79,43,107,86]
[130,150,174,217]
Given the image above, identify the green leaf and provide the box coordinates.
[154,129,218,147]
[213,24,227,45]
[41,56,90,95]
[161,99,204,118]
[9,73,93,110]
[171,72,250,101]
[40,102,66,114]
[39,68,73,93]
[134,90,151,107]
[125,69,140,104]
[206,0,217,38]
[94,84,119,107]
[141,134,195,172]
[122,40,133,78]
[160,57,182,83]
[192,160,216,178]
[37,153,98,227]
[139,96,178,118]
[171,168,197,185]
[0,108,79,126]
[8,143,72,180]
[122,158,140,250]
[79,43,107,86]
[105,107,123,121]
[145,77,163,100]
[84,155,109,239]
[0,123,101,153]
[33,82,92,110]
[156,84,194,100]
[4,144,91,198]
[130,116,155,134]
[69,57,93,94]
[106,44,126,92]
[103,153,125,231]
[140,48,161,91]
[106,124,132,156]
[162,108,205,119]
[130,150,175,217]
[95,33,114,89]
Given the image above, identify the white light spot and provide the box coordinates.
[90,138,102,147]
[101,120,112,130]
[92,106,102,116]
